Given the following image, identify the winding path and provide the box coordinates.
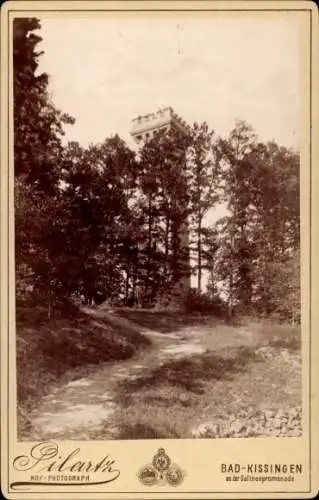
[28,309,256,441]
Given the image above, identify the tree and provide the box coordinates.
[61,136,139,303]
[187,122,220,290]
[201,226,219,295]
[13,18,74,190]
[137,128,191,304]
[14,18,74,318]
[213,122,300,320]
[247,141,300,318]
[214,120,257,313]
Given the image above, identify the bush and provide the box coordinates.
[183,288,226,316]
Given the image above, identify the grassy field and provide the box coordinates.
[96,316,302,439]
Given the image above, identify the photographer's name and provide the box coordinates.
[10,441,120,489]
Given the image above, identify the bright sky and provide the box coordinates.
[38,15,300,151]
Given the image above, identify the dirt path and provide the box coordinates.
[28,309,257,441]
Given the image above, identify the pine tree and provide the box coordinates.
[214,120,257,314]
[187,122,220,290]
[136,129,191,304]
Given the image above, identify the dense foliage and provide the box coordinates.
[14,19,300,322]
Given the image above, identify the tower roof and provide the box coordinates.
[130,107,189,141]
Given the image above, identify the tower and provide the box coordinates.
[130,107,189,143]
[130,108,191,306]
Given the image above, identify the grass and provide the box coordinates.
[94,316,301,440]
[112,308,221,333]
[117,346,261,396]
[16,301,301,440]
[250,318,301,351]
[16,296,152,436]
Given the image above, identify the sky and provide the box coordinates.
[37,15,300,151]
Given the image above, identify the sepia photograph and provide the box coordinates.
[13,12,302,445]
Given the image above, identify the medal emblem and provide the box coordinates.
[137,448,185,487]
[166,466,184,486]
[152,448,171,472]
[137,465,157,486]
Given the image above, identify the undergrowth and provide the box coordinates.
[16,296,151,435]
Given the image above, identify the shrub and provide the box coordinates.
[183,288,226,316]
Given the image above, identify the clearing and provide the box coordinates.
[18,305,302,441]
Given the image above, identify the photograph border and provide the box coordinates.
[1,1,318,497]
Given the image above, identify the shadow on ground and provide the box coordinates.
[117,345,262,398]
[116,422,181,440]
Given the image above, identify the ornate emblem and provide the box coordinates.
[138,448,185,487]
[152,448,171,472]
[137,465,157,486]
[166,466,184,486]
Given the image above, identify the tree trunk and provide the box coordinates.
[125,265,130,304]
[164,213,170,278]
[197,216,202,291]
[147,195,153,295]
[228,272,233,318]
[171,221,179,282]
[208,257,215,295]
[228,233,234,318]
[48,283,56,323]
[132,246,138,305]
